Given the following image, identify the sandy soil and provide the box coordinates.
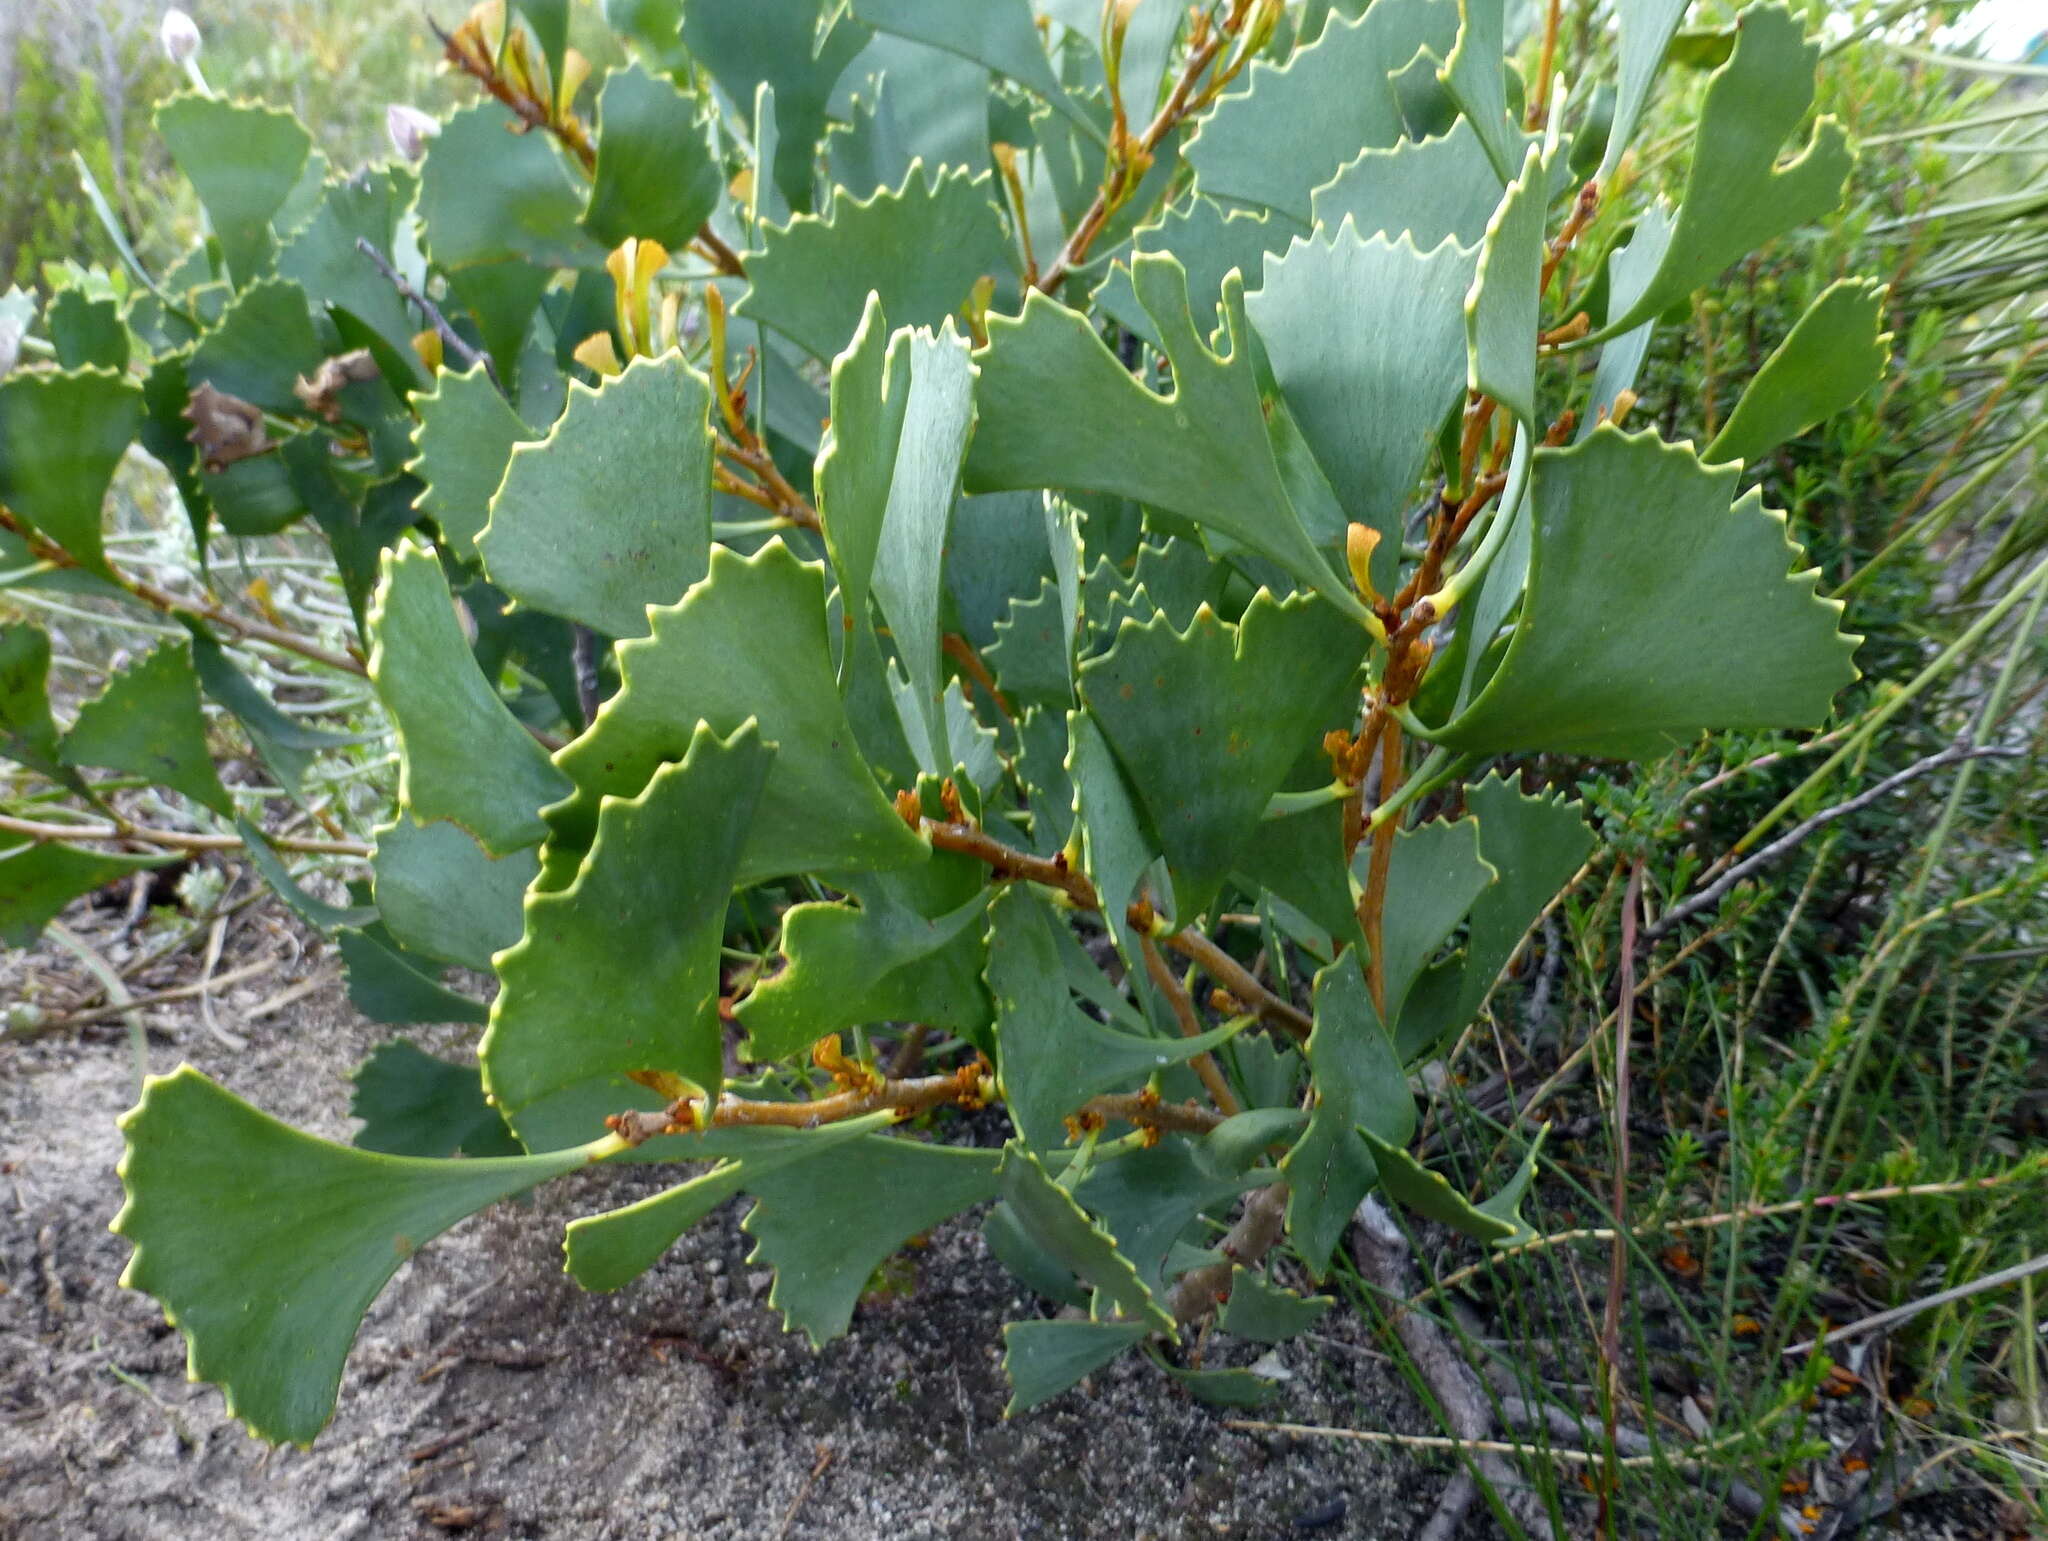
[0,906,1452,1541]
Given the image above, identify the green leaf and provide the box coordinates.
[1232,799,1360,950]
[738,163,1011,362]
[1090,199,1296,352]
[1151,1355,1284,1406]
[564,1116,896,1291]
[547,539,930,888]
[1396,775,1590,1061]
[583,62,722,249]
[1247,223,1474,569]
[484,720,770,1135]
[1080,593,1365,922]
[479,351,713,639]
[60,642,233,816]
[112,1066,611,1444]
[237,819,377,930]
[1599,0,1692,183]
[983,1201,1089,1306]
[736,863,991,1063]
[1437,0,1522,183]
[1311,118,1503,250]
[0,623,70,780]
[372,816,537,972]
[513,0,570,98]
[1464,142,1545,425]
[1587,5,1852,343]
[1363,816,1497,1025]
[1581,207,1676,430]
[407,364,540,563]
[155,94,311,285]
[986,578,1075,708]
[336,927,488,1025]
[0,366,143,579]
[987,886,1248,1152]
[967,253,1364,619]
[1217,1265,1330,1343]
[1359,1122,1544,1245]
[349,1040,521,1159]
[1184,0,1457,224]
[1074,1138,1257,1301]
[417,101,603,271]
[181,621,353,795]
[852,0,1083,127]
[276,167,424,391]
[0,842,173,946]
[1001,1319,1148,1414]
[186,277,325,416]
[1435,427,1860,758]
[47,289,128,371]
[741,1136,1001,1344]
[1705,278,1891,467]
[998,1143,1174,1334]
[682,0,870,215]
[813,297,979,765]
[368,542,573,854]
[1068,709,1162,988]
[1282,951,1416,1274]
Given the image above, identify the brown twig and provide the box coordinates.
[605,1057,992,1145]
[354,237,496,385]
[0,811,371,859]
[1034,1,1260,295]
[1165,926,1313,1041]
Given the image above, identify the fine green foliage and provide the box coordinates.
[0,0,1895,1445]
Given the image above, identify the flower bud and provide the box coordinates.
[160,9,201,65]
[0,316,21,380]
[385,104,439,163]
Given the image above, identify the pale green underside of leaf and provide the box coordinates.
[1091,198,1298,351]
[1437,0,1520,183]
[113,1066,608,1445]
[1705,278,1891,467]
[545,538,929,889]
[481,349,716,639]
[485,721,770,1134]
[737,161,1012,361]
[1436,427,1860,758]
[368,544,572,855]
[1599,0,1693,184]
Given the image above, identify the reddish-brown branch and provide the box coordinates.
[1141,933,1243,1116]
[1035,1,1260,295]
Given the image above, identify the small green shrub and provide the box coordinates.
[0,0,1897,1442]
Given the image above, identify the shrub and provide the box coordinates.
[0,0,1892,1443]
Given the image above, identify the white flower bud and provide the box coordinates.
[0,317,21,381]
[385,104,439,163]
[160,9,202,65]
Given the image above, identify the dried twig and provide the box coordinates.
[354,237,496,384]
